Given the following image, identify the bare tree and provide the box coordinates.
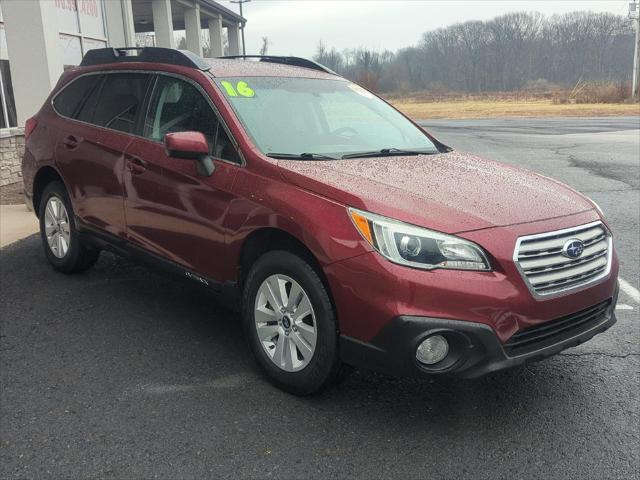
[314,11,634,94]
[260,37,270,56]
[313,40,345,72]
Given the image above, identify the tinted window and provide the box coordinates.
[53,75,102,118]
[144,76,239,163]
[75,76,103,123]
[88,73,150,134]
[214,123,240,163]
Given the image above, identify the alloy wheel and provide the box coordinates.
[44,196,71,259]
[254,274,318,372]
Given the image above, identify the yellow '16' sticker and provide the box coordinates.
[220,81,255,98]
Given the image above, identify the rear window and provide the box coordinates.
[53,75,102,118]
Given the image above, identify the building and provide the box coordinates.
[0,0,245,186]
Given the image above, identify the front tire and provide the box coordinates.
[242,250,341,395]
[38,181,99,273]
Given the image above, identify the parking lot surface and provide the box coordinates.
[1,116,639,479]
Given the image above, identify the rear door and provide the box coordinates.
[54,72,152,238]
[123,74,242,281]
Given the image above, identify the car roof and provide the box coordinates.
[204,58,342,80]
[62,60,345,86]
[76,48,343,81]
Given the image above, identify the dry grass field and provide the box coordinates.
[389,98,640,119]
[385,86,640,119]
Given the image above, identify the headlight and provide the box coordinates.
[349,208,491,271]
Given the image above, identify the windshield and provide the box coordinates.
[215,77,439,159]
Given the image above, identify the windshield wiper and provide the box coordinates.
[341,148,438,159]
[267,152,338,160]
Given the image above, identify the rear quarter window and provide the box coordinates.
[52,75,102,118]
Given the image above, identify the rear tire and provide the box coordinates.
[38,181,99,273]
[242,250,342,395]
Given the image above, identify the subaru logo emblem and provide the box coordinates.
[562,239,584,259]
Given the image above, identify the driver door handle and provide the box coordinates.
[62,135,80,150]
[126,155,147,175]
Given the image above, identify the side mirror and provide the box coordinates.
[164,131,215,176]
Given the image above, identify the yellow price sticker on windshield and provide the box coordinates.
[236,81,255,97]
[220,80,255,98]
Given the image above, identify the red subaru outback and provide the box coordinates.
[22,48,618,394]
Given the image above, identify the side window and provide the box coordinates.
[53,75,102,118]
[215,123,241,164]
[75,76,104,124]
[88,73,150,134]
[144,76,240,163]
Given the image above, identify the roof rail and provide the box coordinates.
[80,47,210,71]
[219,55,338,75]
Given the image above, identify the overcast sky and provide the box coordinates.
[218,0,632,58]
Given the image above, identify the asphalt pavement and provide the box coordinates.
[1,116,639,479]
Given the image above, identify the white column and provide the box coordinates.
[1,0,63,126]
[208,16,224,57]
[104,0,135,48]
[633,11,640,99]
[184,5,202,56]
[152,0,175,49]
[227,24,241,56]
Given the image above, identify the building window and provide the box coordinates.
[0,61,17,129]
[0,7,17,128]
[56,0,108,69]
[0,0,108,128]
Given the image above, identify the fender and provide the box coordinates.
[221,163,372,283]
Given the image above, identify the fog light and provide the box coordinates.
[416,335,449,365]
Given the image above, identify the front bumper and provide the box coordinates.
[340,289,618,378]
[325,212,619,344]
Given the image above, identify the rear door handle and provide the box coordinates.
[62,135,80,150]
[126,155,147,174]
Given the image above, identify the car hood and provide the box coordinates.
[276,151,594,234]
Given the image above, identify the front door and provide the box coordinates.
[123,74,242,282]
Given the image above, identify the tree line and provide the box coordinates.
[313,11,636,93]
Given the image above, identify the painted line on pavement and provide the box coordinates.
[616,304,634,310]
[619,277,640,304]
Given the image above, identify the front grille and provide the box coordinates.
[504,299,612,356]
[514,221,612,297]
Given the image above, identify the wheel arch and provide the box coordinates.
[238,227,338,322]
[32,166,66,216]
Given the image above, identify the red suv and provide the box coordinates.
[22,48,618,394]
